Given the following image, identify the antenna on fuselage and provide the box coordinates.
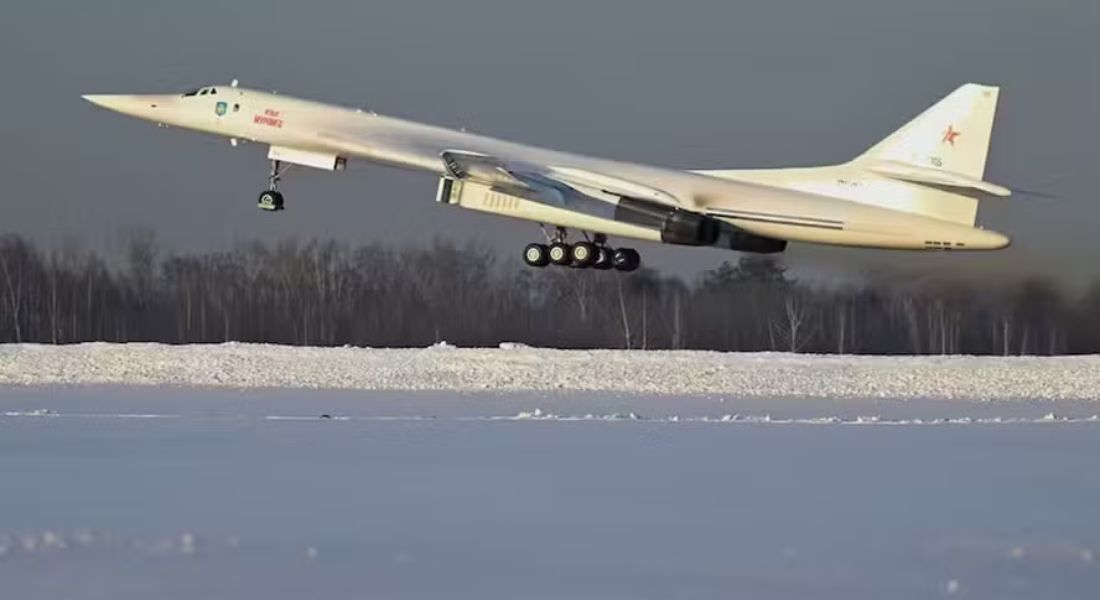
[231,79,239,88]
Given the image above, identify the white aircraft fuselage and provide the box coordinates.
[83,82,1011,270]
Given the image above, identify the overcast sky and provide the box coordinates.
[0,0,1096,285]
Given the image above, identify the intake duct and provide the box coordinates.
[615,197,720,246]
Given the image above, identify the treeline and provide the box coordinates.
[1,232,1097,354]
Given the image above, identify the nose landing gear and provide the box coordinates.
[258,160,288,212]
[258,190,284,212]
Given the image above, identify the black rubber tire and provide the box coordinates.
[613,248,641,272]
[592,246,614,270]
[523,243,551,268]
[548,242,572,266]
[570,242,598,268]
[258,190,285,211]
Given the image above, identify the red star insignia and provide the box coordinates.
[942,125,961,146]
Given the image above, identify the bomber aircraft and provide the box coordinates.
[84,82,1011,272]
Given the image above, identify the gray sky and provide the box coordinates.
[0,0,1097,285]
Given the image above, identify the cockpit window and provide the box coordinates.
[181,86,220,98]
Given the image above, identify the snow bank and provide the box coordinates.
[1,343,1098,401]
[5,409,1097,425]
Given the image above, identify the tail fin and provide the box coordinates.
[855,83,1000,179]
[696,83,1008,227]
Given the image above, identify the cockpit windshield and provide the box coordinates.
[181,87,218,97]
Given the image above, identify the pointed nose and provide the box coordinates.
[82,94,166,119]
[83,94,131,112]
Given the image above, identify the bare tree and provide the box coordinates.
[0,236,29,343]
[0,233,1094,355]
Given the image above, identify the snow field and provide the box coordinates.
[1,343,1098,401]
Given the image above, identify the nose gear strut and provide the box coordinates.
[258,160,289,212]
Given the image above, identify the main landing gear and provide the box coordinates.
[258,160,288,212]
[523,230,640,272]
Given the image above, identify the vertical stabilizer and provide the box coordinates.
[855,83,1000,179]
[693,83,1010,227]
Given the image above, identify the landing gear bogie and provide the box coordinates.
[521,229,640,272]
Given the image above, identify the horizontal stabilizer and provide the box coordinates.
[867,161,1012,197]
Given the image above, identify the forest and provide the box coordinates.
[1,232,1097,355]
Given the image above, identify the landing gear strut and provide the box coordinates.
[258,160,287,212]
[522,229,640,272]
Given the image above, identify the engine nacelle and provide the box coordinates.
[727,230,788,254]
[615,197,721,246]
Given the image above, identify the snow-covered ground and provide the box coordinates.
[1,386,1098,600]
[2,343,1099,401]
[3,347,1099,598]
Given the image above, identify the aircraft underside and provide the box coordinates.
[255,156,788,272]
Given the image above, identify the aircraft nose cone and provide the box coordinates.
[82,94,127,111]
[82,94,166,119]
